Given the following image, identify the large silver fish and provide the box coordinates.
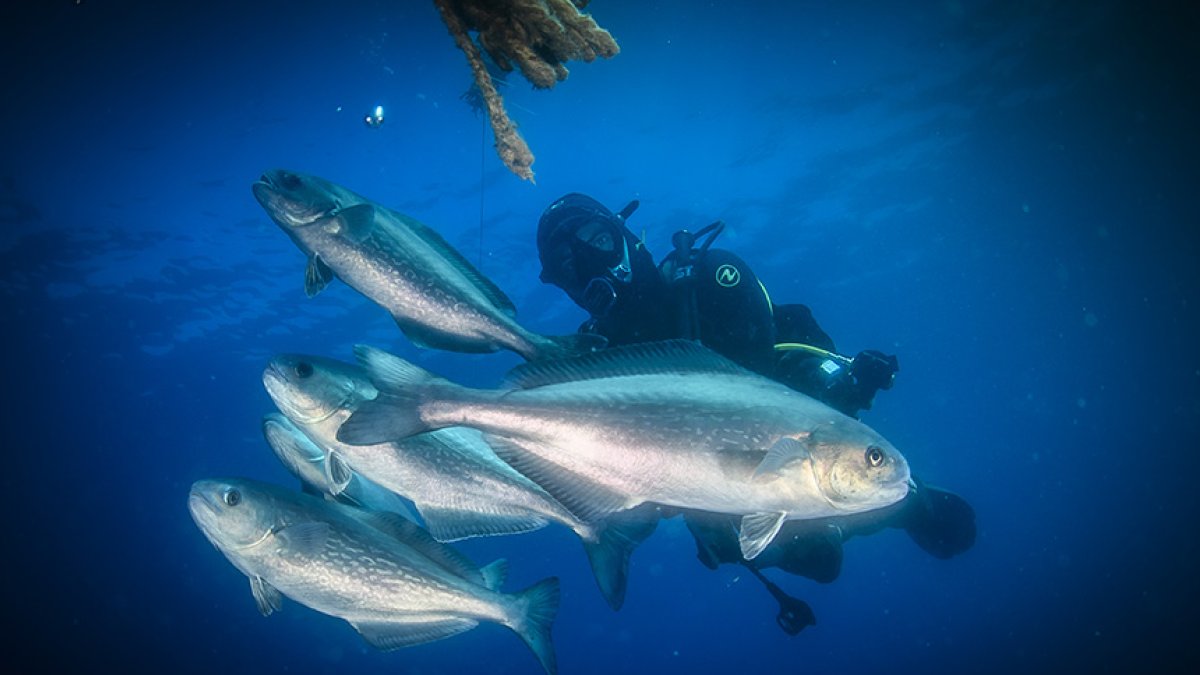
[337,340,912,560]
[251,169,603,361]
[262,412,419,523]
[188,477,559,675]
[262,353,656,610]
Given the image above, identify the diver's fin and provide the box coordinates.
[249,576,283,616]
[904,482,977,559]
[524,332,609,362]
[775,595,817,636]
[304,255,334,297]
[394,210,518,317]
[479,558,509,591]
[580,506,660,611]
[324,451,354,496]
[418,504,548,542]
[509,577,561,675]
[744,566,816,636]
[752,438,811,483]
[504,339,751,389]
[351,617,478,651]
[739,511,788,560]
[486,436,633,524]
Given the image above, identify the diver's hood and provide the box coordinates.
[537,192,640,293]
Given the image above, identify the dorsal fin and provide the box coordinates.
[388,209,517,317]
[504,339,751,390]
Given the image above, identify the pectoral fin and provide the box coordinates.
[274,521,331,558]
[249,576,283,616]
[333,203,376,243]
[304,255,334,297]
[739,511,788,560]
[324,451,353,496]
[752,437,811,483]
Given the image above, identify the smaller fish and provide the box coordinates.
[189,477,560,675]
[263,353,657,610]
[261,412,419,523]
[251,169,605,361]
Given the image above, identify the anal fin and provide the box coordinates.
[418,505,549,542]
[393,315,499,354]
[351,617,478,650]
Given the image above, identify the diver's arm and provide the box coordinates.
[772,304,898,417]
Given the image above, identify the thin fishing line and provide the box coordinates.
[478,110,486,270]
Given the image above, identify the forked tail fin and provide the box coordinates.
[509,577,560,675]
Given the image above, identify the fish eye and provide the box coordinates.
[865,446,885,468]
[222,488,241,506]
[281,172,301,190]
[295,361,314,379]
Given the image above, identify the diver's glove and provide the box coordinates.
[850,350,898,392]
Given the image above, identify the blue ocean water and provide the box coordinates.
[2,0,1197,672]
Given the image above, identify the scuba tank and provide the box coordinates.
[661,220,725,340]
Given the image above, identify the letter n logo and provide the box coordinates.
[715,264,741,288]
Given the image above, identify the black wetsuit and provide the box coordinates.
[585,241,874,417]
[578,235,677,347]
[659,247,778,376]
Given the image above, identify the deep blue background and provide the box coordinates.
[2,1,1197,673]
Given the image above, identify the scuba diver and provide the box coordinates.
[536,193,976,633]
[536,193,898,412]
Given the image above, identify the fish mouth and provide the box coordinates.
[262,414,325,464]
[252,171,336,227]
[188,486,220,527]
[262,361,343,425]
[256,170,296,193]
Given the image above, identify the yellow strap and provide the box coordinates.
[758,280,773,316]
[773,342,854,366]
